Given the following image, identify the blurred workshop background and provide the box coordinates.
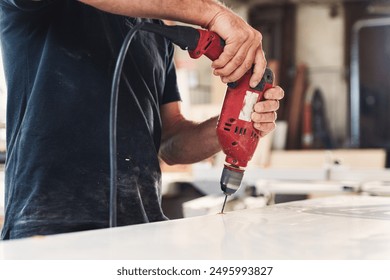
[1,0,390,228]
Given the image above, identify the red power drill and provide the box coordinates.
[141,23,274,201]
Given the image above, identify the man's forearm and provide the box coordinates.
[160,116,221,165]
[78,0,226,28]
[79,0,266,87]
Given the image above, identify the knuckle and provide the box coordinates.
[235,54,246,64]
[263,101,272,112]
[269,112,276,121]
[254,122,262,130]
[222,49,236,60]
[232,60,241,69]
[251,112,260,122]
[254,102,264,112]
[244,60,252,70]
[226,72,240,84]
[257,31,263,42]
[256,122,267,131]
[242,30,251,39]
[273,100,280,110]
[251,112,277,123]
[260,51,267,63]
[279,87,285,99]
[257,122,274,132]
[226,48,236,58]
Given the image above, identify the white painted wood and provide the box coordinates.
[1,195,390,260]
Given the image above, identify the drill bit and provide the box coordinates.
[220,194,228,214]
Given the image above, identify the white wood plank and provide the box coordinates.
[1,195,390,260]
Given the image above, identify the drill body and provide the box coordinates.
[188,28,274,195]
[217,69,273,194]
[141,23,274,196]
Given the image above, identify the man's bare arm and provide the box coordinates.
[159,102,220,165]
[160,85,284,165]
[78,0,266,86]
[78,0,222,27]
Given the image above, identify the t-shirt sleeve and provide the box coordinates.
[161,43,182,105]
[0,0,54,10]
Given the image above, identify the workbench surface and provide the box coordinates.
[1,195,389,260]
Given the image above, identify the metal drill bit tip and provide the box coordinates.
[220,195,228,214]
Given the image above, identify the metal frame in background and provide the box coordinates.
[350,17,390,147]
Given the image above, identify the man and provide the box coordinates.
[0,0,284,240]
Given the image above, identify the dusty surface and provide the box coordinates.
[1,195,390,259]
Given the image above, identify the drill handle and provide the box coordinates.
[189,29,225,61]
[140,23,225,61]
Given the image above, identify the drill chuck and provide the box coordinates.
[220,166,244,195]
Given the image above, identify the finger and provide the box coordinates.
[254,122,276,137]
[251,111,276,123]
[263,86,285,100]
[249,46,267,88]
[214,45,255,83]
[253,100,280,113]
[213,37,256,82]
[211,44,238,70]
[212,30,260,81]
[211,28,256,70]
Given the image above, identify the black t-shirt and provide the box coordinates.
[0,0,181,239]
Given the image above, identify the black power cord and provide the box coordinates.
[109,22,198,228]
[109,22,145,228]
